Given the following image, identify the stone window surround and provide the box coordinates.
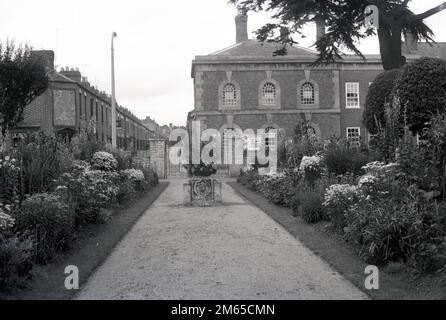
[297,79,320,109]
[258,78,281,110]
[218,80,242,111]
[345,82,360,109]
[300,82,316,105]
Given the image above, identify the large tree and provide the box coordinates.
[0,41,49,135]
[230,0,446,70]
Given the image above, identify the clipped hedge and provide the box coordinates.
[393,57,446,133]
[364,69,402,135]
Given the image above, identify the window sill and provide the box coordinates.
[258,104,281,110]
[345,106,361,110]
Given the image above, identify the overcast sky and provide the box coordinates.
[1,0,446,126]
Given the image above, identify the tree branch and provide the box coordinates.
[409,2,446,21]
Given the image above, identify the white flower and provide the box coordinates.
[4,156,10,161]
[123,169,145,182]
[358,174,378,188]
[91,152,118,171]
[299,155,323,172]
[323,184,359,207]
[0,209,15,231]
[362,161,399,176]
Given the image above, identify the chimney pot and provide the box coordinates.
[60,66,82,83]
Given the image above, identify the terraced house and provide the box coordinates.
[10,50,153,151]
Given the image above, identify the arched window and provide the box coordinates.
[222,83,237,107]
[262,83,276,106]
[301,82,315,105]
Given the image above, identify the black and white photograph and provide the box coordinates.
[1,0,446,309]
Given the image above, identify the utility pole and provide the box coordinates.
[111,31,118,148]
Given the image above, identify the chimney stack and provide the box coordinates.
[235,10,248,43]
[404,31,418,53]
[280,27,290,42]
[60,67,82,83]
[315,16,326,42]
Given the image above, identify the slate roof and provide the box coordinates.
[49,70,76,83]
[210,39,318,58]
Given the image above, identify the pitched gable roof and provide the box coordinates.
[210,39,318,58]
[49,70,76,83]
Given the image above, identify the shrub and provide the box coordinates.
[297,185,325,223]
[0,233,34,289]
[17,133,72,197]
[261,171,294,206]
[116,179,136,205]
[0,209,15,232]
[364,69,401,135]
[393,57,446,134]
[324,138,371,177]
[91,151,118,172]
[424,112,446,166]
[344,198,446,270]
[239,168,264,191]
[323,184,360,232]
[15,193,75,264]
[396,141,441,192]
[141,167,159,188]
[57,164,118,226]
[122,169,145,192]
[299,155,324,184]
[105,145,133,170]
[70,119,104,161]
[0,156,20,205]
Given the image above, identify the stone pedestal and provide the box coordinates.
[183,178,222,207]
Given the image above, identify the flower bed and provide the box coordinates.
[0,132,159,290]
[238,133,446,275]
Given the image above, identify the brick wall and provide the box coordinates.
[339,69,382,139]
[193,63,383,141]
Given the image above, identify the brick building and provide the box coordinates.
[188,13,385,154]
[12,50,153,151]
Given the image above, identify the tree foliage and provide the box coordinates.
[393,57,446,133]
[364,69,401,134]
[0,41,49,135]
[230,0,446,70]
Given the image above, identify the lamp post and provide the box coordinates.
[111,31,118,148]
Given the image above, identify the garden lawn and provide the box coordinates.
[229,182,446,300]
[0,182,168,300]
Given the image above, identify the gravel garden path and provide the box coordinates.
[75,180,368,300]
